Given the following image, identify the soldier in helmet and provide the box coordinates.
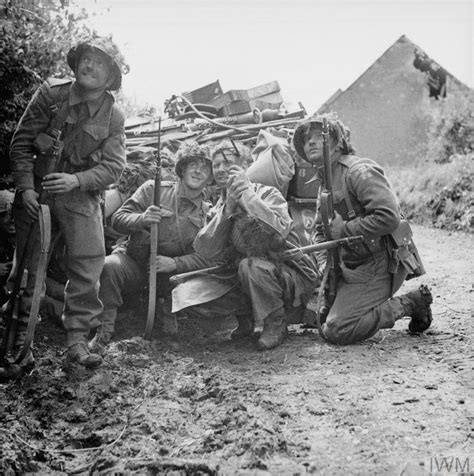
[292,114,433,345]
[2,36,129,379]
[172,139,319,351]
[89,141,214,355]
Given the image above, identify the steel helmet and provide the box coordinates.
[174,142,212,179]
[293,114,353,162]
[67,36,129,91]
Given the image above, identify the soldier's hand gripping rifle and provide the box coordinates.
[0,132,60,369]
[144,117,162,340]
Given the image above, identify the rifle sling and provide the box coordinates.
[315,263,331,341]
[14,205,52,364]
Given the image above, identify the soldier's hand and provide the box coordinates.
[21,189,40,220]
[42,173,80,194]
[227,165,250,200]
[155,255,177,273]
[141,206,173,226]
[329,211,345,239]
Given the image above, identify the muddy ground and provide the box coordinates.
[0,224,472,475]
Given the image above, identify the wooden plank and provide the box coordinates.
[247,81,280,99]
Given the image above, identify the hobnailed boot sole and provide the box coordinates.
[408,284,433,333]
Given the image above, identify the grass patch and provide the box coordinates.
[386,154,473,233]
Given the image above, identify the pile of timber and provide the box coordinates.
[125,80,307,149]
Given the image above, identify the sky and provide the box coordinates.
[74,0,473,115]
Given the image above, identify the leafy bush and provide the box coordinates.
[0,1,95,176]
[387,154,473,233]
[425,88,474,163]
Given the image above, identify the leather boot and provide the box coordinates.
[0,348,35,382]
[88,327,113,356]
[230,314,254,340]
[66,342,102,369]
[257,309,287,350]
[396,284,433,333]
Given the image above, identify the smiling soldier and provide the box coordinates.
[89,142,214,354]
[172,139,318,351]
[2,37,129,379]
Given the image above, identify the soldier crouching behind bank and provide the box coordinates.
[172,139,319,350]
[1,37,129,380]
[292,114,433,345]
[89,142,214,355]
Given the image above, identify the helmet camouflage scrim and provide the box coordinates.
[67,36,129,91]
[293,113,354,162]
[174,142,212,179]
[210,139,253,169]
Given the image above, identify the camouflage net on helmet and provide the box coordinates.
[115,147,158,196]
[210,139,254,168]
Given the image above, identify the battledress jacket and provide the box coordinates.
[10,78,126,194]
[315,154,401,267]
[172,182,318,312]
[111,180,212,273]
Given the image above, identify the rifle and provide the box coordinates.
[0,130,61,368]
[169,236,364,286]
[315,118,339,338]
[144,117,162,340]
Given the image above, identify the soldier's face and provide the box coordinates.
[303,126,338,165]
[303,127,325,165]
[181,159,212,190]
[76,50,113,91]
[211,152,238,188]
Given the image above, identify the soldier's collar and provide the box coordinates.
[176,182,204,207]
[70,82,105,116]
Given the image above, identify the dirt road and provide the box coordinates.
[1,224,472,475]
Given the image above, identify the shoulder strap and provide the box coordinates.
[337,155,358,219]
[46,80,72,135]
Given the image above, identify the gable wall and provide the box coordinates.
[320,37,432,166]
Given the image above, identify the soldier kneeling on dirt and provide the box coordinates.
[292,114,433,344]
[89,142,214,355]
[172,139,319,350]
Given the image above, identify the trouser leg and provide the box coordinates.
[54,191,106,346]
[99,253,145,334]
[323,253,407,345]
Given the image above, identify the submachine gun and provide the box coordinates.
[0,132,61,370]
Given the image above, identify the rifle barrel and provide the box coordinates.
[282,235,364,257]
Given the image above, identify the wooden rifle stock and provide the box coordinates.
[144,117,162,340]
[0,130,61,365]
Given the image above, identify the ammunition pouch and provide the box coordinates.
[33,129,62,179]
[387,220,425,280]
